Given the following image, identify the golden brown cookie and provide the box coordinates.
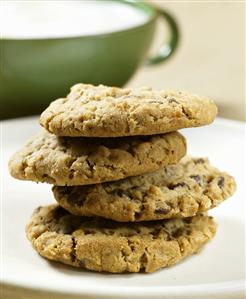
[8,130,186,186]
[53,157,236,222]
[40,84,217,137]
[26,204,217,273]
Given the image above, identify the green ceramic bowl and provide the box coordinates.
[0,1,179,119]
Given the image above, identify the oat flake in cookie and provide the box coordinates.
[26,204,217,273]
[40,84,217,137]
[53,157,236,222]
[8,130,186,186]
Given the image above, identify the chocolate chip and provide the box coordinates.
[168,98,179,104]
[184,217,192,224]
[83,229,94,235]
[194,158,205,164]
[116,189,124,197]
[53,206,68,219]
[218,176,225,188]
[79,260,85,267]
[58,187,71,196]
[126,146,136,156]
[70,192,81,203]
[186,228,192,235]
[165,232,172,241]
[166,201,174,208]
[69,170,75,179]
[181,106,190,118]
[176,182,187,188]
[167,235,172,241]
[139,252,148,271]
[155,207,171,215]
[62,225,74,234]
[169,182,190,190]
[190,175,201,184]
[151,228,161,238]
[172,228,184,238]
[147,100,163,104]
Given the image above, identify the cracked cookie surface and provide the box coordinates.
[8,130,186,186]
[53,157,236,222]
[26,204,216,273]
[40,84,217,137]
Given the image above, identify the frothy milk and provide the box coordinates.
[1,1,148,39]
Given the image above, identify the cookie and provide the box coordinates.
[53,157,236,222]
[26,204,216,273]
[40,84,217,137]
[8,130,186,186]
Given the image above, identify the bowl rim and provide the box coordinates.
[1,0,157,41]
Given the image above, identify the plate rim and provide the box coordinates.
[1,279,244,297]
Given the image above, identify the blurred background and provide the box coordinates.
[129,1,245,121]
[0,0,245,121]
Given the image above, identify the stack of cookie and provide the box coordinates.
[9,84,236,273]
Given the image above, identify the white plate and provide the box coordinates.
[1,117,245,299]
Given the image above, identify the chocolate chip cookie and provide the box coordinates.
[40,84,217,137]
[53,157,236,222]
[26,204,216,273]
[8,130,186,186]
